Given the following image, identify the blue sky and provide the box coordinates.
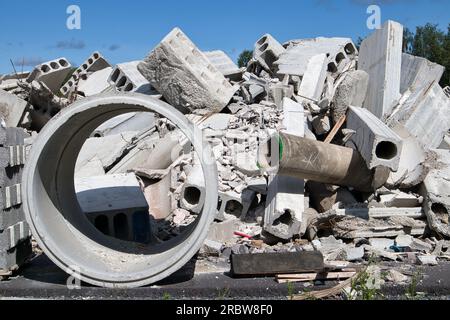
[0,0,449,74]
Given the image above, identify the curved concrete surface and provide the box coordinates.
[22,93,218,288]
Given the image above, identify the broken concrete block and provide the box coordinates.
[207,218,241,244]
[395,234,414,247]
[0,89,29,127]
[78,67,113,97]
[346,106,403,171]
[60,51,111,96]
[358,20,403,118]
[138,28,236,115]
[417,255,438,266]
[344,246,364,261]
[388,82,450,149]
[253,34,286,70]
[204,50,242,81]
[369,238,395,251]
[143,172,172,220]
[386,269,409,283]
[312,114,330,135]
[379,191,422,208]
[75,173,150,243]
[26,58,72,94]
[268,83,294,108]
[201,239,223,256]
[109,61,153,94]
[410,238,433,252]
[386,126,427,188]
[400,53,444,94]
[75,131,139,172]
[275,37,357,77]
[421,149,450,238]
[92,112,156,138]
[331,70,369,123]
[264,175,304,240]
[180,164,205,214]
[298,54,328,102]
[282,98,305,137]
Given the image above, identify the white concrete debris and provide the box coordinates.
[388,82,450,149]
[298,54,328,102]
[253,34,286,70]
[346,106,403,171]
[358,20,403,119]
[138,27,237,115]
[1,20,449,279]
[400,53,445,94]
[26,57,72,94]
[60,51,111,97]
[204,50,242,81]
[109,61,153,94]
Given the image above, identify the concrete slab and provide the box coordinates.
[298,54,328,102]
[109,61,154,94]
[0,89,29,127]
[358,20,403,119]
[78,67,112,96]
[400,53,444,94]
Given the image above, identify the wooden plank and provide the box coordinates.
[324,115,346,143]
[276,271,356,283]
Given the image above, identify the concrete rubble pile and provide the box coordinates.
[0,20,449,287]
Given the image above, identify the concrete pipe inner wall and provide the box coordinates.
[22,93,218,288]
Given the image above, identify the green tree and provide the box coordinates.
[237,50,253,68]
[403,27,414,53]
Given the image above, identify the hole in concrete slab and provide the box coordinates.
[114,213,129,240]
[88,58,94,64]
[41,65,50,73]
[93,53,99,59]
[59,59,68,67]
[345,43,356,55]
[225,200,243,218]
[273,210,293,227]
[111,69,120,82]
[124,83,134,92]
[184,187,201,205]
[95,215,109,235]
[375,141,397,160]
[50,62,60,70]
[257,36,268,46]
[335,52,345,64]
[82,64,88,70]
[431,203,448,224]
[327,62,337,73]
[117,76,127,88]
[260,43,269,52]
[68,81,73,87]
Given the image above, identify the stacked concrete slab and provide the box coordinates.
[138,28,237,115]
[358,20,403,119]
[0,126,31,277]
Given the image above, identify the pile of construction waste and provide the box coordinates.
[0,19,449,286]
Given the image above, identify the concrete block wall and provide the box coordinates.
[60,52,111,97]
[26,58,72,94]
[0,127,31,277]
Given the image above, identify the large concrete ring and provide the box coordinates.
[22,93,218,288]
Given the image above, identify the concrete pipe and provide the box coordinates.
[258,132,386,192]
[22,93,218,288]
